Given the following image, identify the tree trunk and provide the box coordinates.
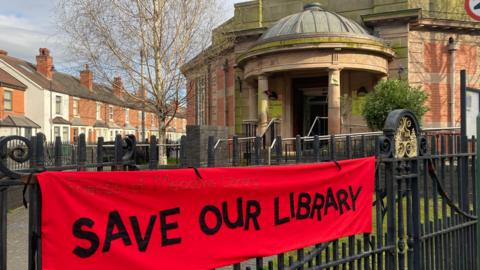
[158,118,167,165]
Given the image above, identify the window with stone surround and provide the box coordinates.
[195,76,206,125]
[109,106,113,121]
[73,98,79,117]
[96,102,102,120]
[4,90,12,111]
[55,96,62,114]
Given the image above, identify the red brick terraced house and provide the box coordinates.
[0,48,186,143]
[0,65,40,137]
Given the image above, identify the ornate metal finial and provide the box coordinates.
[304,3,323,11]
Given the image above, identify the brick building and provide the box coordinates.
[183,0,480,137]
[0,66,39,137]
[0,49,186,143]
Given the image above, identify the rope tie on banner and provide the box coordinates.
[324,159,342,171]
[22,172,34,209]
[332,160,342,171]
[22,167,46,209]
[189,167,203,179]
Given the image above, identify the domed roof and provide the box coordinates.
[259,3,371,41]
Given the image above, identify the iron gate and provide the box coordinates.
[0,109,478,270]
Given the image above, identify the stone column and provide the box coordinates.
[328,68,341,134]
[257,74,269,135]
[448,38,458,127]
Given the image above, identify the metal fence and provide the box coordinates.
[205,110,477,270]
[0,110,478,270]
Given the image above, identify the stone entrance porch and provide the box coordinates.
[239,67,387,138]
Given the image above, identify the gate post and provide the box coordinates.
[476,115,480,269]
[383,109,424,270]
[207,136,215,168]
[149,135,158,170]
[77,134,86,171]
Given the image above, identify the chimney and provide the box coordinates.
[36,48,53,80]
[136,86,146,99]
[0,50,7,56]
[112,77,123,97]
[80,64,93,91]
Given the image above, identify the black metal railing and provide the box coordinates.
[0,110,478,270]
[203,111,478,270]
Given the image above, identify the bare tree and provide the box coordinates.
[55,0,232,164]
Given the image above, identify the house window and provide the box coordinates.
[96,103,102,120]
[54,126,60,138]
[196,77,206,125]
[4,90,12,111]
[62,127,69,142]
[151,114,155,127]
[25,128,32,138]
[109,106,113,121]
[125,108,129,123]
[137,111,142,122]
[73,99,79,116]
[55,96,62,114]
[73,128,78,141]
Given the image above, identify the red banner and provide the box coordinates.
[38,157,375,270]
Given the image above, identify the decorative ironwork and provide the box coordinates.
[378,135,393,158]
[418,135,428,156]
[0,136,33,179]
[122,134,137,162]
[394,116,418,158]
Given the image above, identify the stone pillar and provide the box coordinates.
[448,38,458,127]
[257,74,269,135]
[248,82,257,120]
[328,68,341,134]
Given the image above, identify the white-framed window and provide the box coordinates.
[151,113,155,127]
[109,106,113,121]
[96,102,102,120]
[137,111,142,121]
[55,96,62,114]
[125,108,129,123]
[62,126,69,142]
[54,126,60,138]
[4,90,12,111]
[73,98,79,116]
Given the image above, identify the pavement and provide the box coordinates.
[7,207,28,270]
[5,207,264,270]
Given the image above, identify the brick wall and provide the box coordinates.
[409,30,480,128]
[0,86,25,118]
[185,54,236,135]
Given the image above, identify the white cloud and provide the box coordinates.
[0,14,38,31]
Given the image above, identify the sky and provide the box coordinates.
[0,0,246,72]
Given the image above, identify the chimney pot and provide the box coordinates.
[36,48,53,80]
[112,77,123,97]
[80,64,93,91]
[0,50,7,56]
[137,86,146,99]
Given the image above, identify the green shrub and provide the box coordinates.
[362,80,428,131]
